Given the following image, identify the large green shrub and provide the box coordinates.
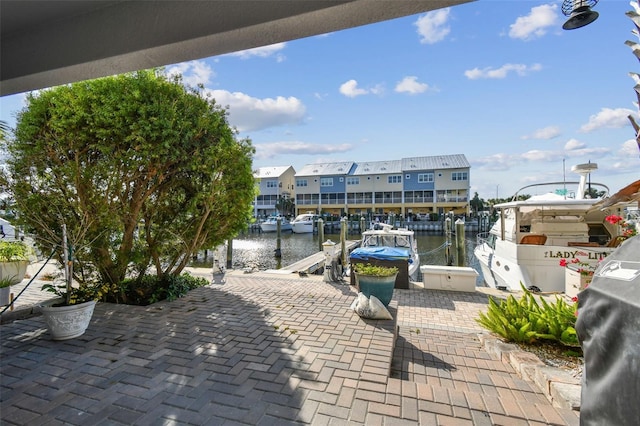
[4,70,255,286]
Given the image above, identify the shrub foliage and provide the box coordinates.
[476,285,579,347]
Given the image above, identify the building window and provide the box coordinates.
[405,174,410,180]
[452,172,468,181]
[388,175,402,184]
[346,177,360,185]
[296,179,308,187]
[418,173,434,183]
[266,181,278,188]
[320,177,334,187]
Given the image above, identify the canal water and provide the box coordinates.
[192,230,482,281]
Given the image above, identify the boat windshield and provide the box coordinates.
[363,235,412,248]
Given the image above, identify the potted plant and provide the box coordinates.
[0,240,32,285]
[40,280,107,340]
[352,263,399,307]
[39,225,106,340]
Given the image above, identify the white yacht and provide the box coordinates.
[474,163,626,293]
[291,212,317,234]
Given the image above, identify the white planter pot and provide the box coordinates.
[565,268,592,299]
[41,300,96,340]
[0,286,10,306]
[0,260,29,285]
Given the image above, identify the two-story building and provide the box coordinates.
[293,154,470,217]
[253,166,296,218]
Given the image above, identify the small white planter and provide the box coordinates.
[0,286,11,306]
[41,300,96,340]
[0,260,29,285]
[565,268,592,299]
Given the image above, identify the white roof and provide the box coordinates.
[254,166,293,179]
[295,162,354,177]
[402,154,470,170]
[352,160,402,175]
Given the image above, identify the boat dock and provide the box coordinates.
[268,240,360,274]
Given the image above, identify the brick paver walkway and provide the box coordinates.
[0,271,579,425]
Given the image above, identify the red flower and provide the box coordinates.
[559,259,568,267]
[571,296,578,302]
[571,258,581,264]
[605,215,623,225]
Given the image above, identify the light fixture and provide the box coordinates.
[562,0,600,30]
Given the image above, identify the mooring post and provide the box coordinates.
[226,239,233,269]
[340,217,347,268]
[317,218,324,252]
[275,217,282,258]
[445,216,452,266]
[455,218,465,266]
[360,217,366,235]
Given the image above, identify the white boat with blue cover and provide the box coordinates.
[352,223,420,280]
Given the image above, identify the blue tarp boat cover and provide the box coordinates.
[349,247,412,263]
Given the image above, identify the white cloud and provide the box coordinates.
[521,149,556,162]
[472,144,611,172]
[369,84,385,96]
[395,76,429,94]
[564,139,586,150]
[564,146,611,158]
[165,60,215,87]
[254,141,353,159]
[207,89,306,132]
[465,63,542,80]
[339,80,369,98]
[226,43,287,61]
[620,139,640,156]
[580,108,636,132]
[509,4,559,41]
[415,8,451,44]
[522,126,561,140]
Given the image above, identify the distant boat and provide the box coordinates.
[260,215,292,233]
[291,212,318,234]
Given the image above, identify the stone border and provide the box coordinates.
[478,333,581,411]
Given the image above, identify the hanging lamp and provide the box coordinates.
[562,0,600,30]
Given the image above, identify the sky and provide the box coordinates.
[1,0,639,202]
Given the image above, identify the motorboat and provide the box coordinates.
[291,212,317,234]
[474,163,629,293]
[354,223,421,280]
[259,215,292,233]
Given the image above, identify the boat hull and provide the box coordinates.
[291,223,313,233]
[260,222,292,232]
[474,240,612,293]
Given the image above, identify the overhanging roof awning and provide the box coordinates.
[1,0,473,96]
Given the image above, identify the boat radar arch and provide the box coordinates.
[571,162,598,200]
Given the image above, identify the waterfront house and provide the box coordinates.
[253,166,296,218]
